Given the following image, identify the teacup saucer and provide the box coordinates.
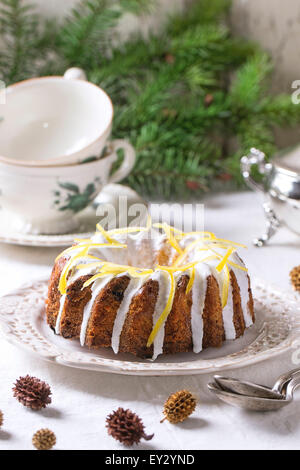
[0,184,148,247]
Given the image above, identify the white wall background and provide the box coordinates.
[231,0,300,93]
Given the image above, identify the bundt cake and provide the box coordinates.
[46,221,254,360]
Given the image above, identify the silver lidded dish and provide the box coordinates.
[241,147,300,246]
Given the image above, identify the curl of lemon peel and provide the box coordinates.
[221,265,230,308]
[83,267,153,289]
[59,252,99,294]
[96,223,121,245]
[147,270,176,348]
[153,223,183,255]
[216,247,235,273]
[186,266,195,294]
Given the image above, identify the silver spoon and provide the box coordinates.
[207,376,300,411]
[213,376,282,399]
[213,367,300,400]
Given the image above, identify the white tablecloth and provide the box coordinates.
[0,191,300,450]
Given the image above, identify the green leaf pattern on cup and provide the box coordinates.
[54,178,101,213]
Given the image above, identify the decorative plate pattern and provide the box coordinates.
[0,278,299,376]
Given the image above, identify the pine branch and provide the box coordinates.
[111,24,243,130]
[120,118,223,199]
[55,0,156,70]
[89,33,166,92]
[229,53,272,111]
[0,0,46,83]
[125,139,221,200]
[167,0,231,37]
[0,0,299,199]
[55,0,121,70]
[260,94,300,126]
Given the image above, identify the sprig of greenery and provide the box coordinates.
[53,0,156,71]
[0,0,45,83]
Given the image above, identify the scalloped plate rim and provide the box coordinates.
[0,277,299,376]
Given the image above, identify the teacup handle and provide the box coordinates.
[108,139,136,184]
[63,69,136,181]
[64,67,87,81]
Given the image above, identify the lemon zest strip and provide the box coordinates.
[55,242,126,262]
[153,223,215,240]
[186,266,195,294]
[96,224,121,245]
[146,214,152,230]
[216,247,235,273]
[82,272,109,288]
[180,231,216,240]
[147,271,176,347]
[221,265,230,308]
[206,246,247,272]
[156,261,199,273]
[107,224,150,235]
[59,252,98,294]
[153,223,185,237]
[156,223,183,255]
[83,267,152,289]
[173,240,201,267]
[212,238,247,248]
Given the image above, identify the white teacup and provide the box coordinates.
[0,67,125,167]
[0,141,135,234]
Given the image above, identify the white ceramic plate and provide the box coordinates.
[0,278,299,376]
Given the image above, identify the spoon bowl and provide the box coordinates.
[214,375,283,400]
[208,377,298,412]
[208,382,290,411]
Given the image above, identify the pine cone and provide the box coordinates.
[290,265,300,292]
[161,389,197,424]
[0,410,3,427]
[106,408,154,446]
[13,375,52,410]
[32,428,56,450]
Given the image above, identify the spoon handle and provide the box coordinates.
[273,368,300,394]
[284,375,300,401]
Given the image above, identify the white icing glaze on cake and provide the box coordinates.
[80,275,113,346]
[191,264,210,353]
[232,263,252,328]
[54,223,253,359]
[111,276,145,354]
[151,270,173,360]
[55,293,66,335]
[221,280,235,340]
